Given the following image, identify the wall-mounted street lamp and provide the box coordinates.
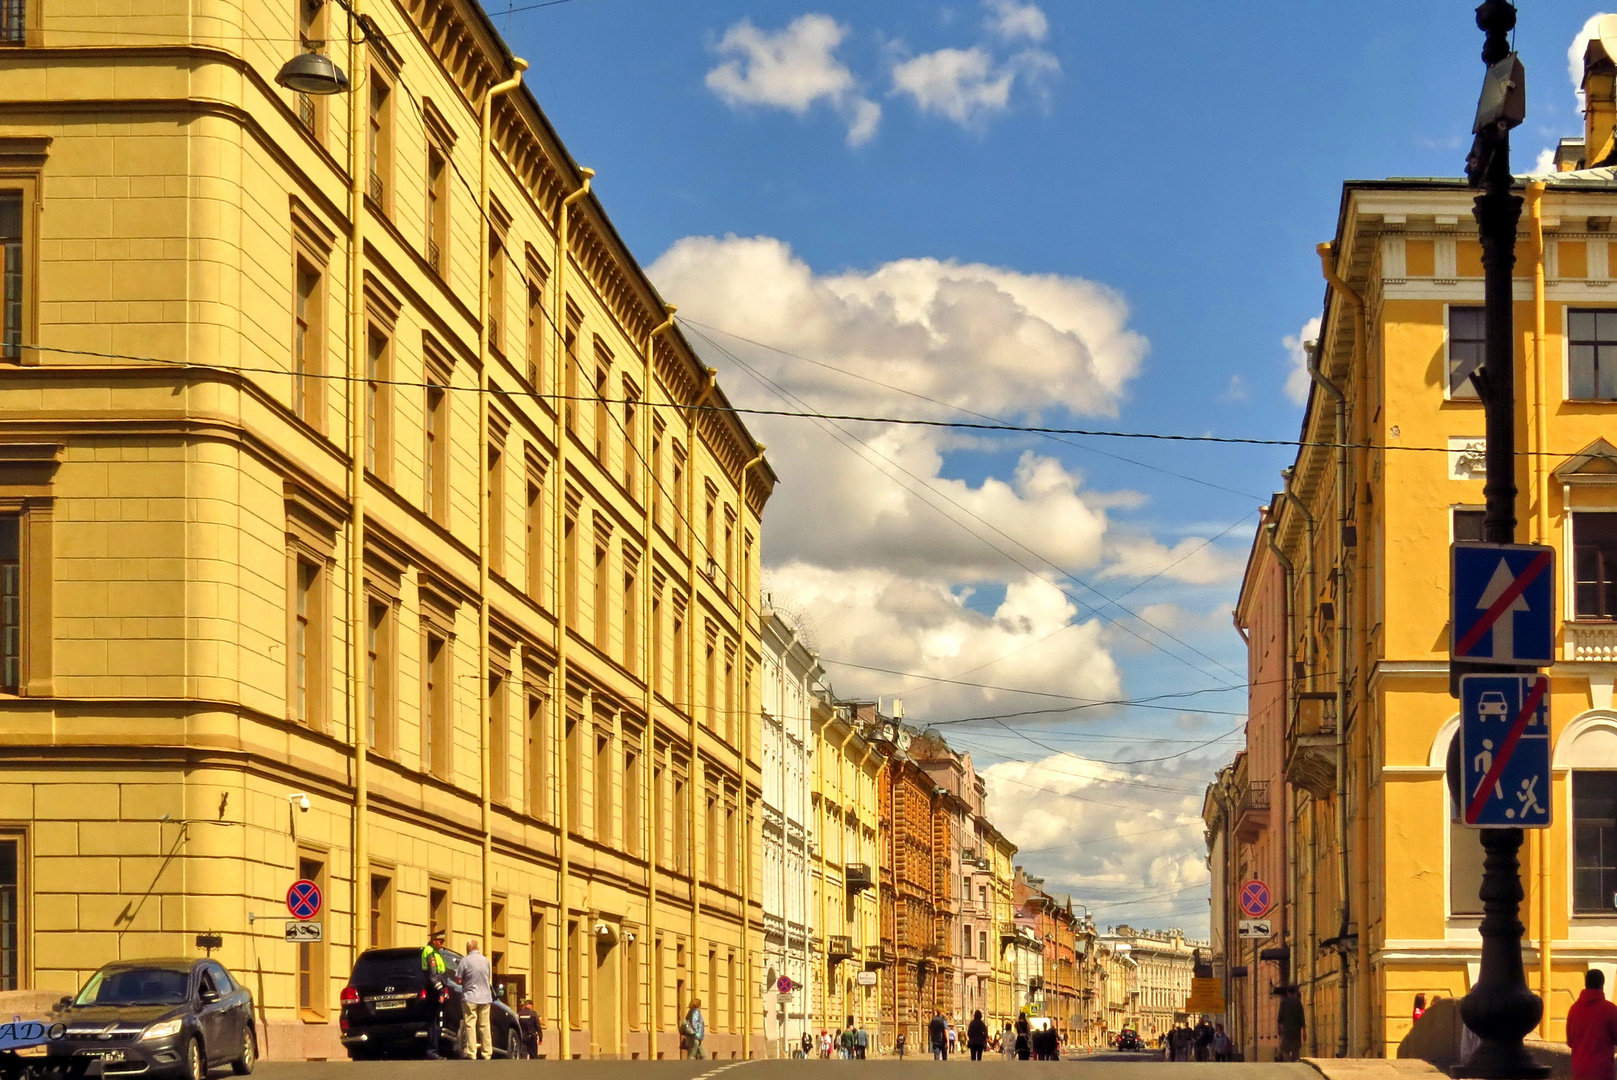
[275,49,350,96]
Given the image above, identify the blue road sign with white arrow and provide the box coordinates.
[1459,674,1551,829]
[1452,543,1555,668]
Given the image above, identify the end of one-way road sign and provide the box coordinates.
[1452,543,1555,668]
[1460,674,1551,829]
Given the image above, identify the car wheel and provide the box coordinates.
[185,1037,206,1080]
[507,1029,523,1059]
[231,1026,256,1075]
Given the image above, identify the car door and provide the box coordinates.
[439,951,465,1052]
[206,962,246,1061]
[193,967,231,1065]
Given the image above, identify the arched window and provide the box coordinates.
[1556,713,1617,914]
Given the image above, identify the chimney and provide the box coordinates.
[1584,16,1617,167]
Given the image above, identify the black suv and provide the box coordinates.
[47,958,256,1079]
[339,947,526,1060]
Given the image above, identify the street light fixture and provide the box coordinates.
[275,50,351,96]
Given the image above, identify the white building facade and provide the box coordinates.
[760,611,821,1056]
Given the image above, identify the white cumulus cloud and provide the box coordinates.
[1100,535,1247,588]
[983,0,1049,43]
[1283,316,1321,405]
[891,45,1058,128]
[706,14,881,146]
[1571,14,1616,98]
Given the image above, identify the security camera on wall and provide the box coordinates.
[288,793,311,812]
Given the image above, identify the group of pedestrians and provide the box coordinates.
[1164,1017,1231,1062]
[420,931,503,1061]
[798,1021,869,1058]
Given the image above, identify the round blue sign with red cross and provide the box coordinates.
[286,879,322,921]
[1239,879,1271,919]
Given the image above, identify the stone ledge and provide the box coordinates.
[1306,1058,1451,1080]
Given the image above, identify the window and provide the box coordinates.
[1576,513,1617,620]
[0,835,19,989]
[293,261,324,426]
[490,672,509,805]
[367,73,392,211]
[705,792,718,879]
[1,192,23,361]
[369,872,394,948]
[297,854,329,1016]
[488,229,506,353]
[623,380,640,497]
[426,147,448,275]
[365,328,391,477]
[525,471,544,599]
[1570,310,1617,400]
[671,443,686,551]
[1454,508,1486,543]
[429,880,450,938]
[978,930,987,960]
[293,0,326,135]
[425,376,448,524]
[291,558,326,726]
[622,551,638,675]
[595,731,612,841]
[488,442,505,576]
[673,772,688,871]
[704,636,717,731]
[724,800,736,886]
[566,919,581,1023]
[650,422,664,531]
[563,323,580,434]
[593,537,609,652]
[653,761,666,866]
[1576,771,1617,913]
[490,899,508,977]
[565,708,582,826]
[0,517,17,693]
[529,910,546,1022]
[1448,306,1484,399]
[526,279,546,389]
[526,690,548,820]
[365,599,394,753]
[563,511,578,629]
[624,746,641,856]
[964,925,972,958]
[651,585,663,698]
[672,600,686,711]
[424,632,450,778]
[723,512,734,599]
[723,645,735,743]
[704,493,716,571]
[593,363,610,464]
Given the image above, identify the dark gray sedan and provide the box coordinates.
[47,958,255,1079]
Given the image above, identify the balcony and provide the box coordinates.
[864,945,886,970]
[1000,922,1021,945]
[1027,975,1044,993]
[1567,622,1617,661]
[1286,691,1337,799]
[846,863,874,895]
[827,935,854,961]
[1233,780,1270,842]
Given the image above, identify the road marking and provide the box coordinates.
[692,1060,755,1080]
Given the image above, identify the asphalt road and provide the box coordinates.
[249,1058,1323,1080]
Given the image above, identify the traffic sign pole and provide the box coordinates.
[1453,6,1550,1076]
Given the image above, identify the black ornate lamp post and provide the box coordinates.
[1452,4,1550,1077]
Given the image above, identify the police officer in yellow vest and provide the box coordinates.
[422,929,450,1059]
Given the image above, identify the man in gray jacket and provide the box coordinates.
[459,939,496,1060]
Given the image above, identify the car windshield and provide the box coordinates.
[75,967,190,1006]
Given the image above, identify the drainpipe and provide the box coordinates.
[478,54,528,950]
[1313,242,1356,1059]
[1266,521,1297,995]
[347,7,370,966]
[554,165,592,1056]
[738,442,766,1058]
[686,366,717,1035]
[646,305,676,1049]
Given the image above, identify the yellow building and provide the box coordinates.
[808,701,882,1045]
[989,832,1018,1028]
[0,0,773,1059]
[1231,46,1617,1058]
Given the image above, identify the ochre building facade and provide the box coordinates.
[0,0,773,1058]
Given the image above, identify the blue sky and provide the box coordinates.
[490,0,1604,930]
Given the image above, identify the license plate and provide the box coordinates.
[78,1050,126,1062]
[373,1000,407,1011]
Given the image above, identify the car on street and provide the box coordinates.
[339,947,527,1060]
[46,957,256,1080]
[1115,1029,1144,1051]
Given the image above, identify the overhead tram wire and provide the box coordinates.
[676,315,1272,504]
[682,324,1243,683]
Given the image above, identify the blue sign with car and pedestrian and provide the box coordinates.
[1451,543,1556,667]
[1459,674,1551,829]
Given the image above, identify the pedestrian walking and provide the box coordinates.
[967,1010,988,1061]
[930,1012,949,1060]
[420,929,450,1059]
[1192,1017,1213,1062]
[1014,1013,1030,1060]
[1002,1022,1016,1060]
[682,998,706,1060]
[1212,1023,1231,1063]
[1277,986,1306,1063]
[457,939,495,1060]
[1569,969,1617,1080]
[896,1032,906,1059]
[856,1026,868,1059]
[517,998,542,1058]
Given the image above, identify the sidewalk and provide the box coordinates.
[1304,1059,1449,1080]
